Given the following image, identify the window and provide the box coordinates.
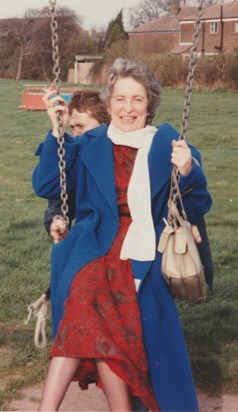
[210,22,218,34]
[235,21,238,33]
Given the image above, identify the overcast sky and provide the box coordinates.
[0,0,140,30]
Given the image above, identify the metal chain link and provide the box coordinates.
[179,0,205,141]
[49,0,69,229]
[171,0,205,213]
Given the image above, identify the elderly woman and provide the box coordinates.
[33,58,212,412]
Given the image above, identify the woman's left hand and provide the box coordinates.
[43,84,69,138]
[171,140,192,176]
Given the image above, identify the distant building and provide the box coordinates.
[128,2,238,56]
[180,1,238,55]
[68,54,106,85]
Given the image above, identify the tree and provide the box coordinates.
[104,10,128,51]
[30,5,84,80]
[104,24,127,49]
[60,33,97,79]
[0,5,97,80]
[128,0,173,28]
[0,16,37,80]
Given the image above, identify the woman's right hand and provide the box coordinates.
[42,84,69,138]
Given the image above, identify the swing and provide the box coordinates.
[25,0,206,348]
[24,0,69,349]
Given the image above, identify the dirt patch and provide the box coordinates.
[8,382,108,411]
[7,382,238,411]
[197,391,238,412]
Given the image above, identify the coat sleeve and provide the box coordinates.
[32,131,79,199]
[44,198,62,233]
[151,123,212,224]
[44,191,75,233]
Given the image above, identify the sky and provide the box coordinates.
[0,0,140,30]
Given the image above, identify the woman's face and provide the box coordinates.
[108,77,148,132]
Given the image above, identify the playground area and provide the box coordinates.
[20,85,78,110]
[0,0,238,410]
[0,79,237,410]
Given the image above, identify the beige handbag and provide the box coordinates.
[158,168,206,303]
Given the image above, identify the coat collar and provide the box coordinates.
[79,122,179,209]
[149,123,179,198]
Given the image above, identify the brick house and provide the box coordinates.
[128,2,238,56]
[180,2,238,55]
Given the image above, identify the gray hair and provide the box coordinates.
[101,58,161,125]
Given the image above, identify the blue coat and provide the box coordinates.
[33,123,212,412]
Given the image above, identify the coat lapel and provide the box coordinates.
[79,125,118,217]
[149,123,179,198]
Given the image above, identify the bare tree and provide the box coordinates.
[0,6,87,80]
[0,17,36,80]
[128,0,170,28]
[15,18,37,81]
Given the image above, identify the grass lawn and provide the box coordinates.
[0,79,237,408]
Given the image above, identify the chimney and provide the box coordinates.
[170,0,181,15]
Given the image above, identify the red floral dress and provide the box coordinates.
[51,145,159,411]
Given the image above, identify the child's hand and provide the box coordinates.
[50,215,68,243]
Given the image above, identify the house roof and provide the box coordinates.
[129,7,197,33]
[181,2,238,22]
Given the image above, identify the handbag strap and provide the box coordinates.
[168,167,188,228]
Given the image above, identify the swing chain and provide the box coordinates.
[179,0,205,141]
[171,0,205,207]
[49,0,69,228]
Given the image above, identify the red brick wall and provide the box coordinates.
[128,32,179,54]
[181,21,238,54]
[202,22,220,53]
[223,20,238,51]
[180,24,194,44]
[129,20,238,56]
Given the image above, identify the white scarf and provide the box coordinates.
[108,121,157,261]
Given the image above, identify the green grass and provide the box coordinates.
[0,79,238,408]
[156,87,238,395]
